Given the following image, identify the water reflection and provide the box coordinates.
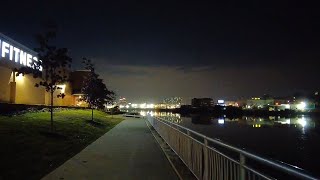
[138,110,319,176]
[139,110,316,130]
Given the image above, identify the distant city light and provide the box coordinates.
[146,104,154,109]
[284,104,290,109]
[218,100,225,104]
[139,103,146,108]
[218,119,225,124]
[297,102,306,110]
[140,111,146,116]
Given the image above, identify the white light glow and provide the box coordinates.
[218,100,225,104]
[283,104,290,109]
[218,119,225,124]
[15,72,24,82]
[1,41,9,58]
[297,102,306,110]
[286,119,290,124]
[140,111,146,116]
[140,103,146,108]
[19,50,27,66]
[13,47,20,62]
[57,84,66,94]
[106,105,114,109]
[298,117,307,127]
[0,38,42,71]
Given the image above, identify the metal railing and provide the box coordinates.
[147,116,318,180]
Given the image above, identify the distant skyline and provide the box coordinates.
[2,0,320,102]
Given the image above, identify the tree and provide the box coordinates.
[16,23,72,131]
[81,58,115,121]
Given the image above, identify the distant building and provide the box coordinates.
[225,101,239,107]
[192,98,214,108]
[116,97,128,108]
[246,97,274,109]
[161,97,182,109]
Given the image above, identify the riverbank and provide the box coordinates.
[0,109,123,180]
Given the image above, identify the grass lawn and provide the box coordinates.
[0,109,123,180]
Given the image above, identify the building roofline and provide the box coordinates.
[0,32,37,55]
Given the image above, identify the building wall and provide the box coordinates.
[0,66,11,103]
[15,73,45,105]
[0,66,45,105]
[45,82,75,106]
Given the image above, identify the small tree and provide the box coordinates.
[16,24,72,131]
[81,58,115,121]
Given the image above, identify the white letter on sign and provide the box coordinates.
[1,41,9,58]
[20,50,27,66]
[26,54,32,67]
[13,47,20,63]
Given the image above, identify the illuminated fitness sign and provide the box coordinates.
[0,34,42,71]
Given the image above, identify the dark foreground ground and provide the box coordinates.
[0,109,123,180]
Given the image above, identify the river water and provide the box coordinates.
[139,111,320,177]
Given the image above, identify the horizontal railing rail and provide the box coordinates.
[147,116,318,180]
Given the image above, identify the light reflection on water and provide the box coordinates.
[139,110,316,129]
[138,110,320,176]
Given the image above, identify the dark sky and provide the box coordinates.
[2,0,320,103]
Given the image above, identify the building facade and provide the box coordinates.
[191,98,214,108]
[0,33,87,107]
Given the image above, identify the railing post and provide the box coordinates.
[239,153,246,180]
[204,138,209,180]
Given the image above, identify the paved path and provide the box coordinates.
[42,117,178,180]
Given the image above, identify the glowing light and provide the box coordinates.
[298,117,307,127]
[297,102,306,110]
[146,104,154,109]
[15,73,24,82]
[140,111,146,116]
[0,36,42,70]
[119,105,124,108]
[106,105,114,109]
[125,105,129,108]
[283,104,290,109]
[140,103,146,108]
[218,100,225,104]
[57,84,66,94]
[218,119,225,124]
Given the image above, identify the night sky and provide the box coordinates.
[2,0,320,103]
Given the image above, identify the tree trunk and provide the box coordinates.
[50,90,54,132]
[91,108,94,121]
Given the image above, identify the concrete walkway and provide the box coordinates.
[42,117,178,180]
